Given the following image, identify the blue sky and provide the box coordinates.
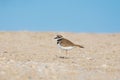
[0,0,120,33]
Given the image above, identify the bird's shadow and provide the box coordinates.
[59,56,70,59]
[55,55,70,59]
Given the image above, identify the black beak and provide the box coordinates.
[54,37,57,39]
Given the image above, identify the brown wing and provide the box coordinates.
[60,38,75,47]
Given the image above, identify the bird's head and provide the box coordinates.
[54,35,63,40]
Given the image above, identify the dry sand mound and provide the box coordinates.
[0,32,120,80]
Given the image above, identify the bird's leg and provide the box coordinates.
[66,50,68,55]
[59,49,61,54]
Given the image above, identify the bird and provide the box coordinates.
[54,35,84,55]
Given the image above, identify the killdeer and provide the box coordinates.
[54,35,84,54]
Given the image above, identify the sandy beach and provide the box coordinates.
[0,32,120,80]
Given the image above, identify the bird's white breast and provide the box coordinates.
[57,44,73,50]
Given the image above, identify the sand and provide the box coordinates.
[0,32,120,80]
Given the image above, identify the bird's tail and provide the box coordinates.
[75,44,84,48]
